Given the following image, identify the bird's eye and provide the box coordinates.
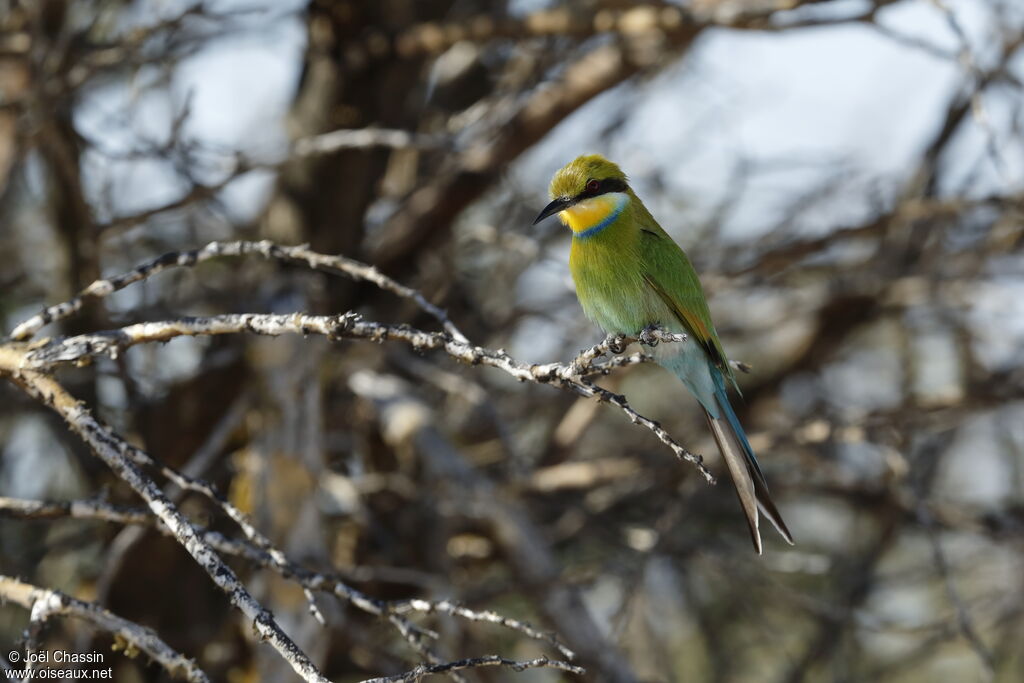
[586,179,601,193]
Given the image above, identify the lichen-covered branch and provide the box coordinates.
[8,240,467,343]
[0,239,713,681]
[0,360,332,683]
[0,575,209,682]
[14,312,713,482]
[0,496,576,661]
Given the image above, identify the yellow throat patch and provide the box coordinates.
[560,193,628,236]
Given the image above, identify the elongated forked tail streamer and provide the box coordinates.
[705,408,763,553]
[705,366,794,553]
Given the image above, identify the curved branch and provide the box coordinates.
[8,240,467,343]
[16,312,713,482]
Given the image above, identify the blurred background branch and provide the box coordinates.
[1,0,1022,681]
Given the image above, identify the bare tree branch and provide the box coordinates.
[8,240,467,344]
[0,359,332,683]
[0,575,209,682]
[0,496,577,660]
[13,311,712,481]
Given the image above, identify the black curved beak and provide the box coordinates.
[532,197,573,225]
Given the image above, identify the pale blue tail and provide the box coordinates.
[660,346,793,552]
[710,366,767,486]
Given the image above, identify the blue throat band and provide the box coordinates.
[574,195,627,239]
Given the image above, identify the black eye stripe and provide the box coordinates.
[576,177,627,200]
[600,178,627,194]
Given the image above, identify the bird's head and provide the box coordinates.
[533,154,631,233]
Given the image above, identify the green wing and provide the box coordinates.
[637,228,736,386]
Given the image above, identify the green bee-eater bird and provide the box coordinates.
[534,154,793,553]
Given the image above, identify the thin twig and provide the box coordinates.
[388,599,575,660]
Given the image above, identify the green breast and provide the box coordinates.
[569,233,670,335]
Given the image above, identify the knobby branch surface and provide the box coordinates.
[8,240,467,344]
[0,360,585,679]
[0,359,574,682]
[0,241,720,681]
[0,575,208,683]
[15,311,712,482]
[0,496,576,661]
[6,240,712,481]
[0,359,333,683]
